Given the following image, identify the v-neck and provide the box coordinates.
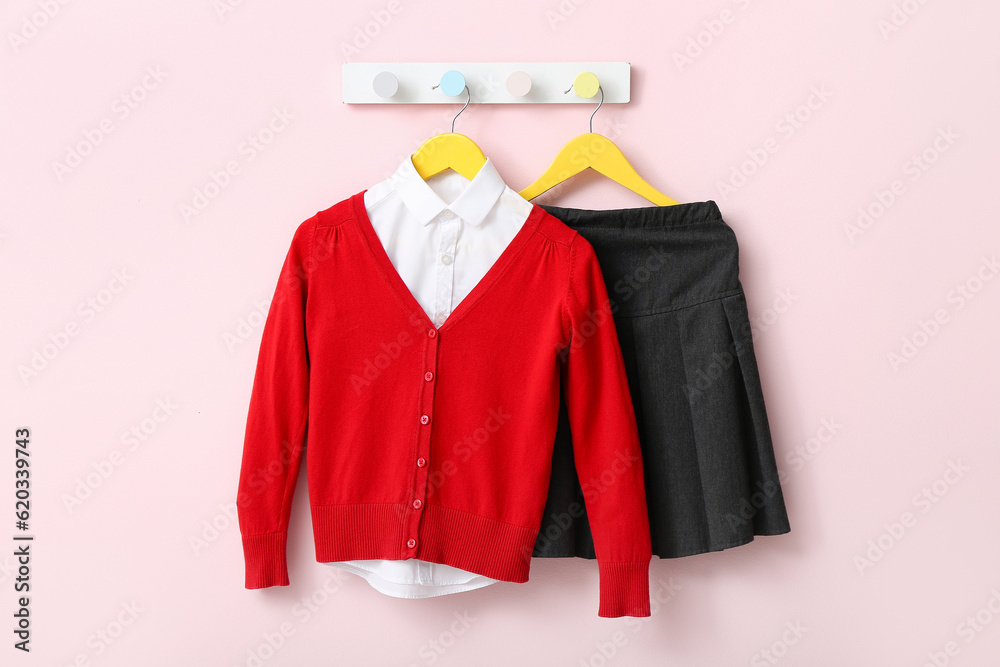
[350,190,545,333]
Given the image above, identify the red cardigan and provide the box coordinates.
[237,192,652,617]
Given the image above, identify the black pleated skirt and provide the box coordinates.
[534,201,790,559]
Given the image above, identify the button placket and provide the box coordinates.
[432,213,459,328]
[405,324,439,554]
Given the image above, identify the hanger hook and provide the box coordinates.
[588,85,604,133]
[564,83,604,133]
[451,85,471,133]
[429,83,471,133]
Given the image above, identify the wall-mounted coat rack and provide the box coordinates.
[342,62,630,104]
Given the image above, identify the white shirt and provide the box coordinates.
[323,155,533,598]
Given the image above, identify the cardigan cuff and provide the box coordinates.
[242,532,290,589]
[598,560,651,618]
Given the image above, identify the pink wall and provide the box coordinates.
[3,0,999,665]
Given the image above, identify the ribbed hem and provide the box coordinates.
[242,532,289,589]
[311,503,538,583]
[598,560,651,618]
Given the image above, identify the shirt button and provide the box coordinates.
[427,328,437,338]
[441,210,455,220]
[416,457,426,467]
[424,371,434,381]
[412,499,423,509]
[441,254,453,265]
[407,538,416,548]
[434,313,446,326]
[420,414,429,424]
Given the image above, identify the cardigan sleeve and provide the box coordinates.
[236,216,315,589]
[562,236,653,618]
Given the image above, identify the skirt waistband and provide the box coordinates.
[538,200,726,229]
[537,201,743,318]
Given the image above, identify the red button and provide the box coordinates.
[427,328,437,338]
[416,458,426,467]
[420,414,429,424]
[407,538,416,548]
[424,371,434,381]
[412,499,423,509]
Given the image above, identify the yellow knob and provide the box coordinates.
[573,72,600,99]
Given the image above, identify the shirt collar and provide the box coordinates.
[390,155,507,227]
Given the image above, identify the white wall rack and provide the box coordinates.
[342,62,630,104]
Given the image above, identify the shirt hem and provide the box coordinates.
[322,561,501,599]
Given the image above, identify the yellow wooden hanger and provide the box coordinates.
[411,81,486,181]
[519,75,680,205]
